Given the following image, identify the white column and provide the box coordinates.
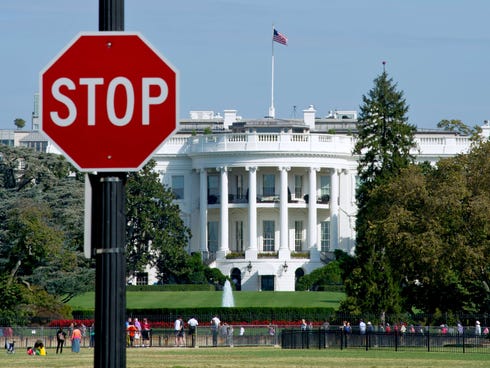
[218,166,229,258]
[199,169,208,257]
[279,166,290,259]
[246,166,258,260]
[308,167,320,261]
[330,169,340,250]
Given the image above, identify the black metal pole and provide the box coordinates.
[92,173,126,368]
[99,0,124,31]
[94,1,126,368]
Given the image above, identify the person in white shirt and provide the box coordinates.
[187,316,199,347]
[174,316,184,346]
[211,315,220,347]
[475,321,482,336]
[359,319,367,335]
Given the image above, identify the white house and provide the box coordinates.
[139,106,483,291]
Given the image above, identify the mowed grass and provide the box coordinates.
[68,291,345,310]
[1,347,489,368]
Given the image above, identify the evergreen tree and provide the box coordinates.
[343,70,416,314]
[354,70,416,204]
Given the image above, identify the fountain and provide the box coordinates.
[222,280,235,307]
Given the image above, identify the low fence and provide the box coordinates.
[1,325,279,351]
[2,325,489,354]
[281,328,490,354]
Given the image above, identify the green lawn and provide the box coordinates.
[68,291,344,310]
[1,347,488,368]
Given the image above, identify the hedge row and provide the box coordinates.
[72,307,336,324]
[126,284,215,292]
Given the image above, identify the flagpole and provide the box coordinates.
[269,24,275,119]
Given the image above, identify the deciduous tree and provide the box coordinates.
[125,160,191,283]
[0,145,91,321]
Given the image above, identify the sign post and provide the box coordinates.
[40,1,178,367]
[95,3,125,366]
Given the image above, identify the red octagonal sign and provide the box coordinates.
[40,32,178,171]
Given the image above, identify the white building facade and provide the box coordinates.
[145,106,484,291]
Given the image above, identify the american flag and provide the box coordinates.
[273,28,288,45]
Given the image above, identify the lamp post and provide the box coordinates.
[246,261,253,273]
[282,261,288,272]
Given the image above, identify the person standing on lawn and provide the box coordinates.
[71,325,82,353]
[141,318,151,347]
[56,327,67,354]
[187,316,199,347]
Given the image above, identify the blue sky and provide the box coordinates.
[1,0,490,130]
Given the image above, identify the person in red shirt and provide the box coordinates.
[141,318,151,347]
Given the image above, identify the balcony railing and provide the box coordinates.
[157,132,472,158]
[208,193,328,205]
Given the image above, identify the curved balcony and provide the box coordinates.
[157,132,472,159]
[187,133,354,155]
[157,132,355,156]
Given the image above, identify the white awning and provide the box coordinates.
[257,266,277,276]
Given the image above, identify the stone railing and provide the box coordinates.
[156,132,472,159]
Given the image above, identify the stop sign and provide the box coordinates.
[40,32,178,171]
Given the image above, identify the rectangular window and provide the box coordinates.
[171,175,184,199]
[208,175,219,204]
[355,175,361,190]
[261,275,275,291]
[320,221,331,252]
[320,176,330,197]
[294,175,303,199]
[235,221,243,252]
[294,220,303,252]
[235,175,244,200]
[262,220,275,252]
[208,221,219,253]
[263,174,275,197]
[136,272,148,285]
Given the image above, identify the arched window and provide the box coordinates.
[230,268,242,291]
[295,268,305,291]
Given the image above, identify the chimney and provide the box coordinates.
[303,105,316,130]
[223,110,237,129]
[482,120,490,140]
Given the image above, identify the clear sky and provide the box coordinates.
[1,0,490,130]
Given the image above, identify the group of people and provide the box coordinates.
[57,324,84,354]
[27,340,46,356]
[300,319,316,331]
[335,319,489,337]
[174,315,199,347]
[26,324,81,356]
[126,317,151,347]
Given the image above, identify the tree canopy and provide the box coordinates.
[14,118,26,129]
[126,161,191,284]
[348,142,490,314]
[0,145,91,323]
[126,160,222,285]
[0,146,225,323]
[344,71,490,315]
[344,87,490,315]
